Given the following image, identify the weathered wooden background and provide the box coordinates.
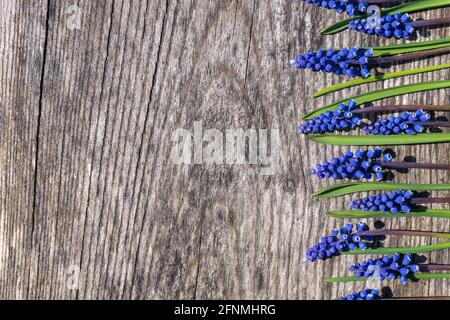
[0,0,449,300]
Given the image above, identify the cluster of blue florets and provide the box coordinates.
[290,47,374,78]
[310,148,393,181]
[338,288,381,300]
[349,13,414,39]
[298,100,361,134]
[306,222,374,262]
[302,0,369,16]
[363,110,431,135]
[349,253,420,284]
[348,190,415,214]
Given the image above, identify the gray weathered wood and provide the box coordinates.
[0,0,449,299]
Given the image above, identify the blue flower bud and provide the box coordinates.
[375,172,384,181]
[400,275,408,284]
[391,253,400,262]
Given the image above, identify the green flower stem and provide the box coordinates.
[313,64,450,98]
[313,182,450,198]
[324,273,450,283]
[327,209,450,219]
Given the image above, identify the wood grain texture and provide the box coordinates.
[0,0,449,299]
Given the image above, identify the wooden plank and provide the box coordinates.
[0,0,48,300]
[0,0,449,299]
[27,0,169,299]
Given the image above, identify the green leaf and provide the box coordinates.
[382,0,450,15]
[371,38,450,57]
[327,209,450,219]
[371,35,450,51]
[320,16,358,36]
[313,182,450,198]
[321,0,450,35]
[303,80,450,120]
[306,133,450,146]
[313,63,450,98]
[324,273,450,283]
[343,240,450,255]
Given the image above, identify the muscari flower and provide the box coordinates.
[363,109,431,135]
[289,47,374,78]
[338,288,450,300]
[349,253,420,284]
[349,13,414,39]
[338,288,381,300]
[348,190,414,214]
[306,222,375,262]
[302,0,370,17]
[310,148,392,181]
[298,105,448,135]
[298,99,361,134]
[349,12,450,39]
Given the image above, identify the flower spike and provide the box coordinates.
[298,99,361,134]
[362,110,431,135]
[349,13,450,39]
[337,288,450,300]
[301,0,382,17]
[290,48,374,78]
[310,148,391,181]
[338,288,381,300]
[349,253,419,284]
[349,13,414,39]
[311,149,450,181]
[348,190,414,214]
[291,45,450,78]
[298,105,450,135]
[306,222,374,262]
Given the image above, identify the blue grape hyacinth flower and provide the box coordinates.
[306,222,375,262]
[348,190,414,214]
[363,110,431,135]
[349,253,420,284]
[298,99,361,134]
[302,0,369,17]
[290,47,374,78]
[310,148,393,181]
[338,288,381,300]
[349,13,415,39]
